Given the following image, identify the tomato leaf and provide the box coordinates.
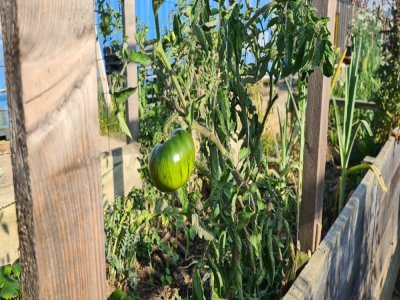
[193,269,205,300]
[128,51,151,66]
[116,112,132,139]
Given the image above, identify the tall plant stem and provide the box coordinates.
[191,120,246,188]
[297,97,307,241]
[155,42,188,111]
[338,171,347,212]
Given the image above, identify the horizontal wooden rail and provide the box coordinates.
[330,97,378,110]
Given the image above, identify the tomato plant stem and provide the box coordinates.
[155,42,188,110]
[191,120,246,188]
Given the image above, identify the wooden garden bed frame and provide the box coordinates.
[285,135,400,299]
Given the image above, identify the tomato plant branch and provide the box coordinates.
[155,42,188,110]
[191,120,246,188]
[163,112,179,139]
[244,1,275,30]
[251,74,278,162]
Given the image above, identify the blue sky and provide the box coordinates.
[0,0,382,93]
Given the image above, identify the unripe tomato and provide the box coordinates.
[148,129,195,192]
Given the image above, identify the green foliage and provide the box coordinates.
[333,9,383,101]
[0,260,22,300]
[96,1,152,139]
[331,36,374,212]
[373,1,400,144]
[147,0,334,298]
[104,189,190,293]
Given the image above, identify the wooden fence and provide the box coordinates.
[285,135,400,299]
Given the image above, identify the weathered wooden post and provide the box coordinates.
[299,0,337,252]
[0,0,106,298]
[123,0,140,142]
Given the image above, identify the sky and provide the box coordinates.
[0,0,386,94]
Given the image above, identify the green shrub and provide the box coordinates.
[373,1,400,144]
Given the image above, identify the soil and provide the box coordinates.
[322,142,342,235]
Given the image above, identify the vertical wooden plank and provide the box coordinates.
[0,0,106,298]
[299,0,337,252]
[124,0,139,142]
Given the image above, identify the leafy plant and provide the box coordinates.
[148,0,334,298]
[104,189,191,295]
[373,0,400,144]
[331,36,387,213]
[0,260,22,300]
[333,9,383,102]
[96,1,152,139]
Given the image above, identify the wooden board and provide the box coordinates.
[285,136,400,299]
[299,0,337,252]
[0,0,106,298]
[123,0,139,142]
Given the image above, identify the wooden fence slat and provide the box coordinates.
[124,0,139,142]
[0,0,106,298]
[299,0,337,252]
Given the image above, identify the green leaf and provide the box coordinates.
[222,2,237,21]
[173,15,182,42]
[238,147,251,162]
[237,206,254,229]
[0,265,21,300]
[360,119,373,136]
[113,87,136,104]
[128,51,151,66]
[116,112,132,139]
[322,42,335,77]
[108,288,127,300]
[193,25,208,50]
[312,39,326,69]
[193,269,205,300]
[175,186,188,211]
[189,227,197,240]
[11,261,21,279]
[265,228,275,285]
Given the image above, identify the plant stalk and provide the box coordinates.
[155,42,188,110]
[191,120,246,188]
[338,171,347,212]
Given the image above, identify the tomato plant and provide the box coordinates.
[148,0,334,298]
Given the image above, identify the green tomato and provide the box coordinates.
[148,129,195,192]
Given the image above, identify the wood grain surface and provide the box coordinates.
[123,0,139,142]
[299,0,337,252]
[0,0,106,298]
